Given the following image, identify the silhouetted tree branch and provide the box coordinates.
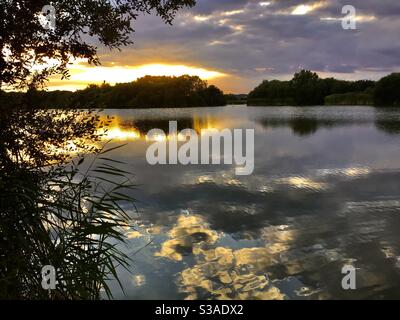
[0,0,196,89]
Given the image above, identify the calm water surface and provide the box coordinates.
[100,106,400,300]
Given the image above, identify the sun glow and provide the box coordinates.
[292,5,313,15]
[94,115,230,143]
[48,63,226,91]
[102,127,141,141]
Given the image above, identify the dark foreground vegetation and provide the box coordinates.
[0,75,227,109]
[1,0,195,299]
[0,109,136,299]
[248,70,400,107]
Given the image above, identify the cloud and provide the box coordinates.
[58,0,400,93]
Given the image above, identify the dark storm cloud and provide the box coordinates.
[96,0,400,92]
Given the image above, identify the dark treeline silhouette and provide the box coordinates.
[0,75,227,110]
[374,73,400,106]
[248,70,400,106]
[225,94,248,105]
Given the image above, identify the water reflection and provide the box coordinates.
[259,117,325,136]
[102,106,400,300]
[375,108,400,135]
[99,108,400,144]
[175,221,300,300]
[155,214,219,262]
[98,114,228,142]
[179,245,285,300]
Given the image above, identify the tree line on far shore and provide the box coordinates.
[247,70,400,107]
[0,75,227,109]
[2,71,400,109]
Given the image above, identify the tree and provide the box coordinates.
[374,73,400,106]
[61,76,226,108]
[0,0,195,299]
[0,0,196,89]
[291,70,323,105]
[247,70,377,106]
[247,80,294,105]
[202,85,226,106]
[0,109,137,299]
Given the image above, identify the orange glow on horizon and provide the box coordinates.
[47,62,227,91]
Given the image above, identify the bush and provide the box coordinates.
[325,92,373,105]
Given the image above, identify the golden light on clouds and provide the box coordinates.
[222,9,245,16]
[320,15,376,22]
[291,2,326,15]
[292,4,313,15]
[194,15,211,22]
[193,8,244,23]
[48,63,226,91]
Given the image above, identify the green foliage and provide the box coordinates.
[0,0,196,89]
[203,85,227,106]
[291,70,323,105]
[247,80,294,106]
[248,70,376,106]
[1,0,196,300]
[72,75,227,108]
[325,92,373,106]
[1,76,227,109]
[0,109,136,299]
[374,73,400,106]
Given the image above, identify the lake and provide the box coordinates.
[100,106,400,300]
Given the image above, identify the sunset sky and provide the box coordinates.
[48,0,400,93]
